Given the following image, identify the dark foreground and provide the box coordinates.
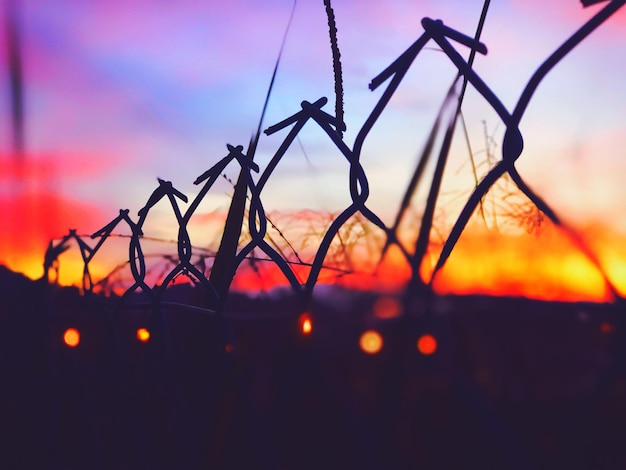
[2,266,626,469]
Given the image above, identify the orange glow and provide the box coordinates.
[299,313,313,335]
[136,327,150,342]
[427,222,618,303]
[1,184,105,282]
[359,330,383,354]
[417,334,437,355]
[230,262,311,293]
[8,198,626,304]
[63,328,80,347]
[373,296,403,319]
[226,220,626,303]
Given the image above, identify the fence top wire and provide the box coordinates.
[43,0,625,313]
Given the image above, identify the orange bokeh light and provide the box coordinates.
[63,327,80,347]
[136,327,150,342]
[417,334,437,355]
[299,312,313,335]
[359,330,383,354]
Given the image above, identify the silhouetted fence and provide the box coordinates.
[44,0,624,315]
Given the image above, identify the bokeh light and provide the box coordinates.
[359,330,383,354]
[299,312,313,335]
[417,334,437,355]
[63,327,80,347]
[373,296,402,319]
[600,322,615,334]
[136,327,150,342]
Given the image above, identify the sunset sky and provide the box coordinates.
[1,0,625,301]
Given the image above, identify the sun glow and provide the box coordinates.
[6,208,626,304]
[426,222,620,303]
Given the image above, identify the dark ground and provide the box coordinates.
[1,265,626,469]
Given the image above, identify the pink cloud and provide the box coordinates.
[0,149,123,182]
[510,0,626,31]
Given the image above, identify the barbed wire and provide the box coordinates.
[44,1,625,319]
